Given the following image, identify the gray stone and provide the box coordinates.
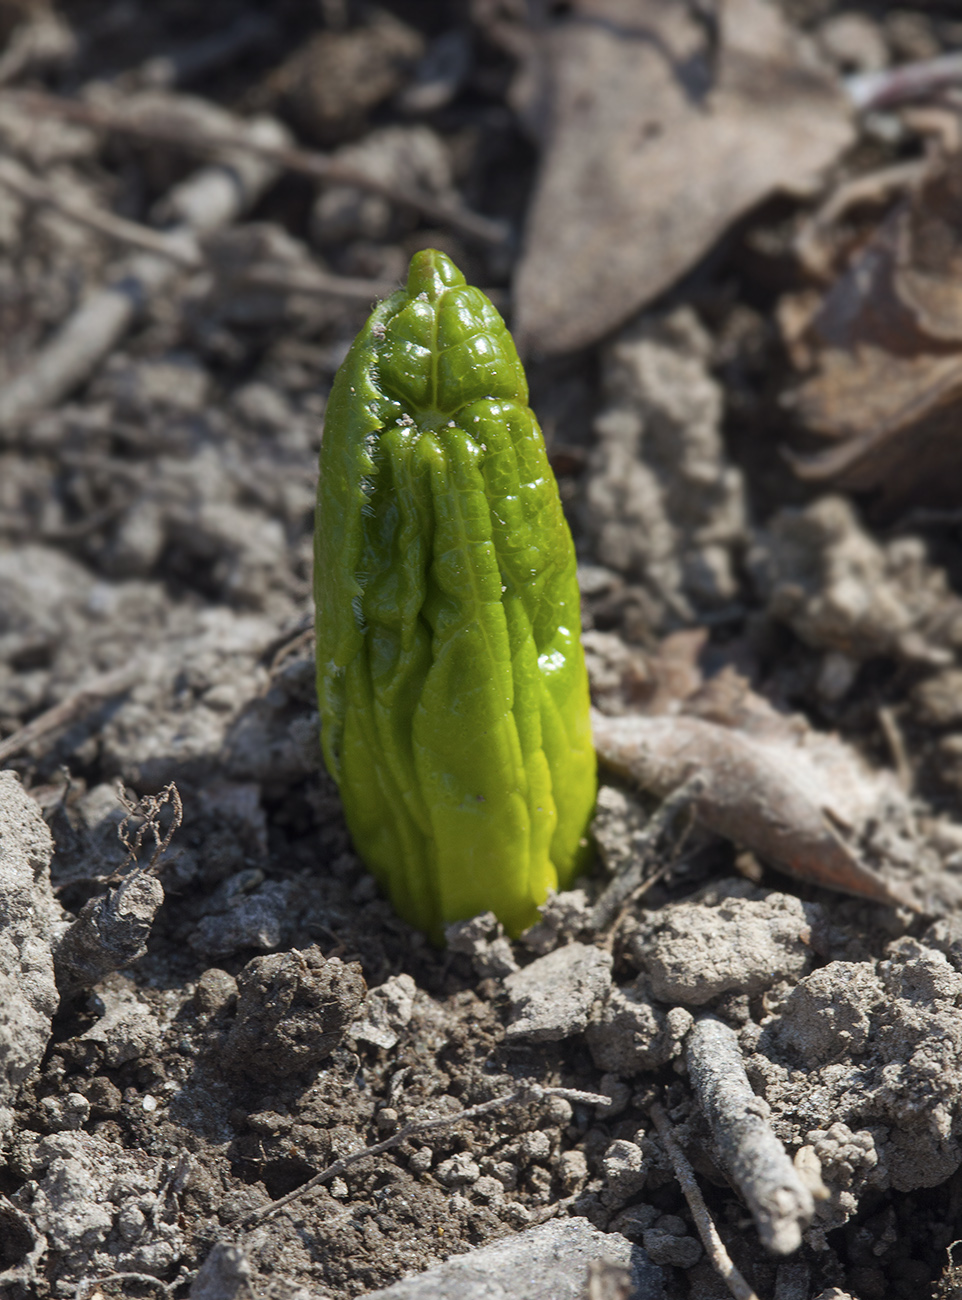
[351,974,417,1050]
[504,943,613,1043]
[0,772,64,1105]
[54,870,164,999]
[631,890,819,1006]
[190,1242,253,1300]
[434,1153,481,1187]
[188,876,295,961]
[77,977,166,1069]
[355,1218,664,1299]
[520,890,591,956]
[587,977,692,1075]
[747,495,957,666]
[601,1138,647,1203]
[445,912,519,979]
[23,1129,188,1286]
[642,1226,702,1269]
[582,309,745,625]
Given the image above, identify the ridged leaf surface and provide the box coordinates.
[315,250,595,938]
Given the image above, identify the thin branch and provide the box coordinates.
[686,1017,814,1255]
[240,1085,611,1231]
[0,89,510,247]
[649,1100,762,1300]
[846,51,962,112]
[74,1272,172,1300]
[0,157,407,310]
[877,705,913,794]
[237,262,399,302]
[0,157,200,267]
[0,663,138,764]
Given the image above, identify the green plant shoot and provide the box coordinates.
[314,249,596,939]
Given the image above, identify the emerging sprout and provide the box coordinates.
[315,249,595,939]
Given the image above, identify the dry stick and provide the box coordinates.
[649,1101,763,1300]
[116,782,184,878]
[877,705,913,794]
[240,1085,611,1231]
[0,113,286,431]
[74,1271,172,1300]
[0,662,138,764]
[2,89,509,248]
[237,262,400,303]
[0,161,403,303]
[846,51,962,112]
[0,157,200,267]
[242,264,510,313]
[686,1017,814,1256]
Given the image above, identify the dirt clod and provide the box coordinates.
[223,945,365,1080]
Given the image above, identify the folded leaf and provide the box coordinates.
[315,249,596,938]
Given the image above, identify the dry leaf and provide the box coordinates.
[591,674,924,912]
[512,0,853,356]
[789,150,962,512]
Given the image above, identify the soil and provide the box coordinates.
[2,3,962,1300]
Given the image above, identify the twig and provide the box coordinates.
[237,263,509,313]
[846,52,962,112]
[685,1017,814,1255]
[74,1271,172,1300]
[240,1085,611,1230]
[0,157,200,267]
[877,706,912,794]
[0,89,509,248]
[116,782,184,876]
[0,112,286,431]
[0,663,138,764]
[237,262,399,303]
[590,775,704,933]
[649,1100,762,1300]
[0,157,411,308]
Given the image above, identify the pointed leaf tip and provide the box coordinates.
[406,248,466,302]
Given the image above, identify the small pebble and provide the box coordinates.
[642,1226,702,1269]
[488,1160,518,1191]
[520,1130,552,1164]
[408,1147,433,1174]
[194,968,239,1016]
[601,1139,646,1201]
[558,1149,588,1192]
[471,1175,504,1204]
[545,1096,573,1126]
[435,1152,481,1187]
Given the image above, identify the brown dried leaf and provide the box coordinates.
[789,150,962,511]
[513,0,853,356]
[894,155,962,340]
[592,688,923,912]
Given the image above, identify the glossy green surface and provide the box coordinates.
[315,250,596,939]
